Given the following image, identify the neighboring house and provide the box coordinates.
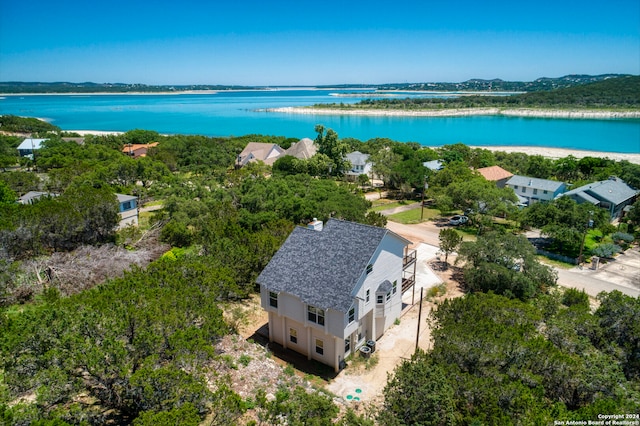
[505,175,566,205]
[477,165,513,188]
[423,160,444,171]
[285,138,317,160]
[344,151,372,180]
[116,194,138,228]
[17,138,47,158]
[257,219,415,372]
[122,142,159,159]
[236,142,285,167]
[17,191,57,204]
[558,177,639,220]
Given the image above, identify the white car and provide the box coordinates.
[448,215,469,226]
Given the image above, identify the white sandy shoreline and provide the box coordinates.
[471,146,640,164]
[268,106,640,119]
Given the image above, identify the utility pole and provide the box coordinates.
[415,287,424,353]
[420,178,428,221]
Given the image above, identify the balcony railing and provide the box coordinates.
[403,249,417,269]
[402,274,415,293]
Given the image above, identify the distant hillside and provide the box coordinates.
[376,74,632,92]
[0,82,260,94]
[340,75,640,109]
[0,74,634,94]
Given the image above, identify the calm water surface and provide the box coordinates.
[1,90,638,153]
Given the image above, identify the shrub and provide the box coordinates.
[561,288,589,309]
[611,232,634,244]
[592,243,621,258]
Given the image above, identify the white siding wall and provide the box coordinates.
[259,231,407,371]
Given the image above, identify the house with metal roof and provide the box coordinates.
[17,191,58,205]
[558,177,638,219]
[505,175,566,205]
[17,138,47,158]
[256,219,414,372]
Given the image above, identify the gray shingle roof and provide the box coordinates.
[256,219,408,312]
[561,178,638,206]
[346,151,369,166]
[506,175,565,192]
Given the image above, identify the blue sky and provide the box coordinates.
[1,0,638,85]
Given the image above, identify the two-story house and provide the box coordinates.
[256,219,413,372]
[505,175,566,206]
[344,151,373,181]
[558,176,638,220]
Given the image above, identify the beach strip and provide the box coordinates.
[471,146,640,164]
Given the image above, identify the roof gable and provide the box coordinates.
[285,138,317,159]
[257,219,408,312]
[239,142,285,165]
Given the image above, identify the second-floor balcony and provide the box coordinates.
[403,249,417,269]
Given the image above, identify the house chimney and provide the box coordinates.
[308,218,323,231]
[528,179,533,186]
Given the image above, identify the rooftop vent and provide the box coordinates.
[308,218,323,231]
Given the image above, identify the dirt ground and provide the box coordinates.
[230,221,465,410]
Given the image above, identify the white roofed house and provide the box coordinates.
[17,138,47,158]
[256,219,415,372]
[344,151,372,181]
[505,175,566,206]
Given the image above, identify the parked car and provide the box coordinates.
[448,215,469,226]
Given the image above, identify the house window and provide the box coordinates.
[307,305,325,326]
[366,264,373,274]
[348,306,355,324]
[533,189,538,195]
[392,280,397,294]
[543,190,548,194]
[513,185,518,189]
[386,292,391,301]
[377,295,384,304]
[289,328,297,344]
[315,339,324,355]
[365,289,370,304]
[269,291,278,308]
[521,187,526,193]
[345,337,351,353]
[121,201,133,211]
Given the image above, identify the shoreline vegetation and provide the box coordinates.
[266,105,640,119]
[65,129,640,164]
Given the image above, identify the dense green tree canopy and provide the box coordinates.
[456,232,557,300]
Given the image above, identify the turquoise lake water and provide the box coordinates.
[1,90,638,153]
